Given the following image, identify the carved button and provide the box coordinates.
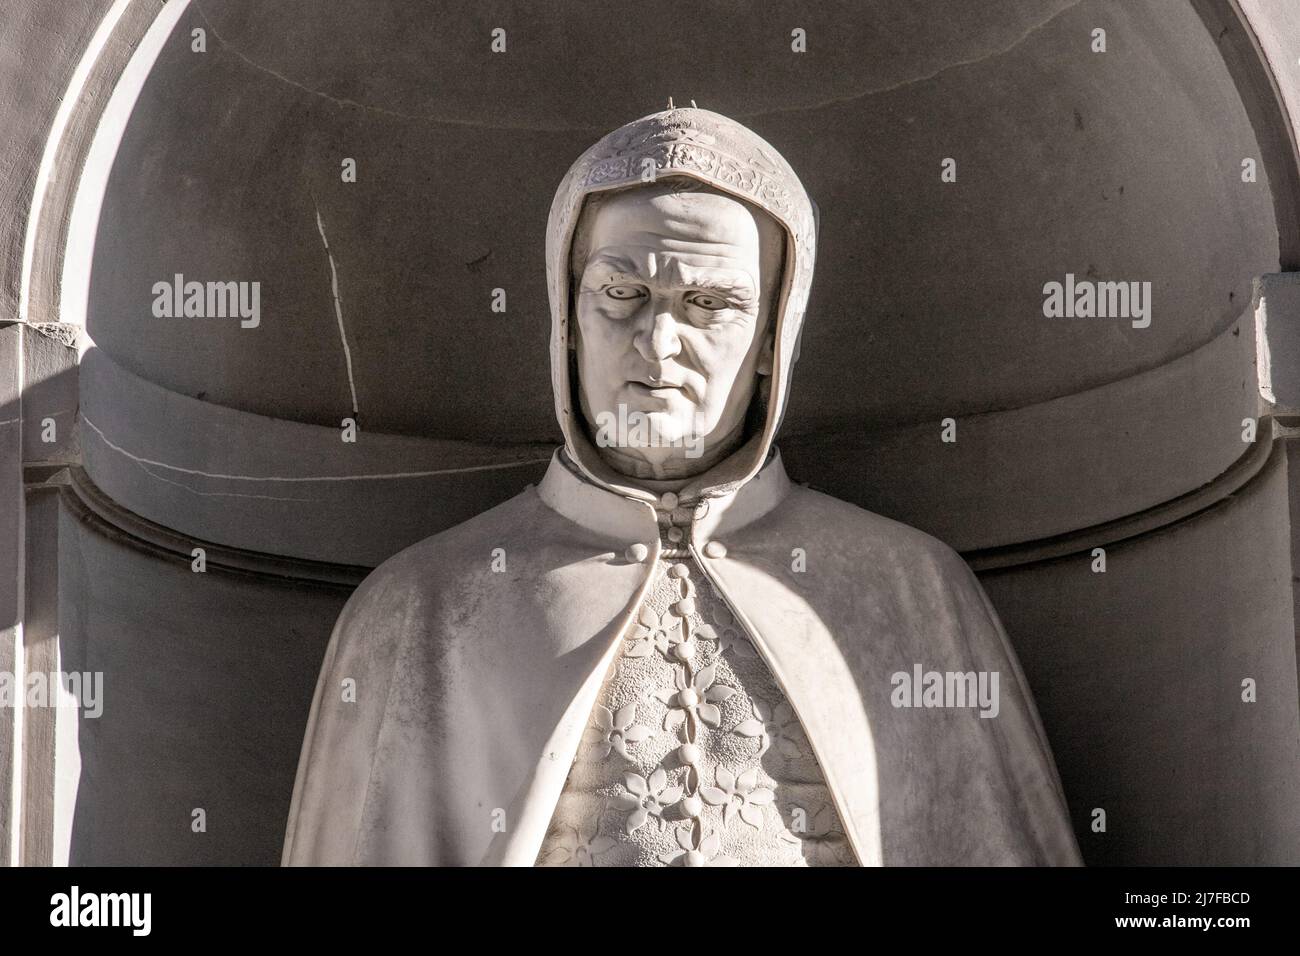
[679,743,701,765]
[666,527,684,543]
[682,795,703,818]
[679,688,699,707]
[624,543,649,563]
[669,563,690,579]
[659,491,679,511]
[673,641,696,662]
[703,540,727,559]
[674,598,696,617]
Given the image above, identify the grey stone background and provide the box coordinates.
[2,0,1299,865]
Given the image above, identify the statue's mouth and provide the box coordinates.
[629,379,686,397]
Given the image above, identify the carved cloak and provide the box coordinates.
[282,447,1080,865]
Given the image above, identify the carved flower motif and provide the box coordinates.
[537,824,617,867]
[732,698,803,758]
[655,663,735,731]
[671,622,719,663]
[626,606,684,660]
[691,623,719,644]
[657,825,738,867]
[716,626,756,660]
[780,804,853,866]
[583,703,653,760]
[613,769,683,834]
[707,605,755,659]
[701,766,774,829]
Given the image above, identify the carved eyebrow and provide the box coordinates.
[674,266,757,300]
[683,273,756,298]
[585,253,644,278]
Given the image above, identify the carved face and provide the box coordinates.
[572,182,784,478]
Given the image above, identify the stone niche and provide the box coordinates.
[2,0,1298,864]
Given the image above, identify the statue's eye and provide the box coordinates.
[605,285,645,301]
[686,292,728,311]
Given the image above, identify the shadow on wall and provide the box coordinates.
[10,356,353,865]
[58,510,349,865]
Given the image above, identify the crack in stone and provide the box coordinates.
[136,460,320,502]
[195,1,1083,130]
[193,2,603,131]
[194,3,424,124]
[80,414,552,482]
[742,0,1086,119]
[312,198,359,417]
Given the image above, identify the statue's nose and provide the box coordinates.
[636,305,682,362]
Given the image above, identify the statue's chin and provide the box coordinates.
[633,412,691,448]
[592,406,705,451]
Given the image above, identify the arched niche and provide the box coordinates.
[57,0,1286,566]
[12,0,1299,866]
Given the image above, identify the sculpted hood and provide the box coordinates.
[545,107,817,501]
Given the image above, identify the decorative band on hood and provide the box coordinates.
[545,107,818,505]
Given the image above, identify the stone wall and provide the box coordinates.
[2,0,1298,865]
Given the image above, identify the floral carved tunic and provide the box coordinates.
[536,496,854,867]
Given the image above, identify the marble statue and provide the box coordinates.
[282,107,1082,866]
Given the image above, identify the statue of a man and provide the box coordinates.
[283,107,1082,867]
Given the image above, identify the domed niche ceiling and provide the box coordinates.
[86,0,1278,445]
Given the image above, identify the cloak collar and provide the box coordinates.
[537,444,794,547]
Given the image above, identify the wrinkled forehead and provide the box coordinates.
[578,184,785,277]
